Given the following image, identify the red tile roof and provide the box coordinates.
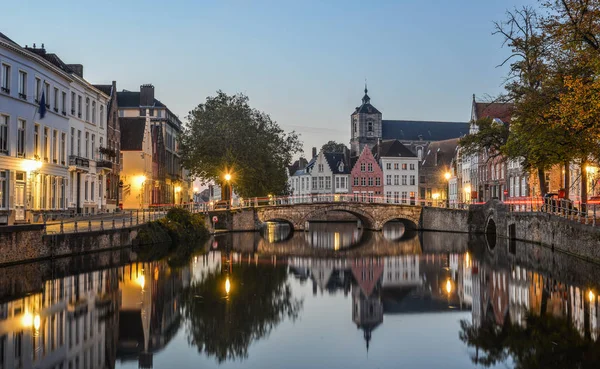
[474,102,514,124]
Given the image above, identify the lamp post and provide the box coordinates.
[444,171,451,208]
[224,173,232,208]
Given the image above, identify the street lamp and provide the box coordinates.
[444,171,451,208]
[224,173,233,208]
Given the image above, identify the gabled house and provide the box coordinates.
[310,150,350,198]
[350,145,383,202]
[372,140,419,204]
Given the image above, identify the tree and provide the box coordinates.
[180,91,303,198]
[459,116,510,160]
[321,141,348,153]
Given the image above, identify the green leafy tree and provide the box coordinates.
[180,91,303,197]
[321,140,348,153]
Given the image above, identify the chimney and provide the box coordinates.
[299,157,306,169]
[312,147,317,159]
[140,84,155,107]
[67,64,83,78]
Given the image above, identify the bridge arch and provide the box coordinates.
[301,206,376,230]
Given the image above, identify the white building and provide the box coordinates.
[309,150,350,199]
[373,140,419,204]
[288,157,314,203]
[381,255,422,288]
[0,35,72,224]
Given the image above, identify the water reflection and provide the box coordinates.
[0,232,599,368]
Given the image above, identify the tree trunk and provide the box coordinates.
[537,167,546,196]
[581,160,588,212]
[563,162,570,199]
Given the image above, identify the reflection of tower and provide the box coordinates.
[351,258,384,351]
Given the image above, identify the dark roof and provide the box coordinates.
[324,152,349,174]
[120,117,146,151]
[474,101,514,123]
[372,140,416,159]
[117,91,166,108]
[287,158,308,176]
[381,120,469,142]
[354,102,381,115]
[93,84,112,96]
[421,138,459,168]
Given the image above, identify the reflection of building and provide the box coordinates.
[191,252,222,285]
[351,258,384,351]
[305,223,361,250]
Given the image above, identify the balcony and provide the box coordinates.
[96,160,112,173]
[68,155,89,172]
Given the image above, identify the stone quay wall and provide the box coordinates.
[0,225,140,266]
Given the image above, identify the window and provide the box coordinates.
[91,134,95,160]
[51,177,57,209]
[375,177,381,186]
[410,163,415,170]
[386,191,391,203]
[340,177,346,188]
[318,164,324,172]
[17,119,25,157]
[386,163,391,170]
[360,163,365,172]
[71,92,76,114]
[62,92,67,114]
[368,177,373,186]
[410,175,415,185]
[402,191,408,204]
[386,175,391,185]
[368,163,373,172]
[35,78,41,101]
[54,87,59,111]
[354,177,359,186]
[394,163,399,170]
[336,177,340,189]
[91,181,95,201]
[34,125,40,158]
[99,105,104,128]
[52,130,58,162]
[325,177,331,189]
[44,82,50,107]
[85,98,90,121]
[361,177,366,186]
[44,127,50,161]
[353,192,359,201]
[77,130,81,156]
[394,175,400,186]
[85,132,89,158]
[367,120,373,132]
[312,177,317,189]
[70,128,75,155]
[85,179,89,200]
[78,95,82,118]
[402,163,407,170]
[92,101,96,123]
[1,64,10,93]
[18,70,27,98]
[318,176,324,189]
[61,133,66,164]
[0,171,7,208]
[394,191,400,204]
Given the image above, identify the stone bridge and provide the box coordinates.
[255,202,422,231]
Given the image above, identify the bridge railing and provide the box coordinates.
[503,196,600,226]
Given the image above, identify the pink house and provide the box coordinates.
[350,146,383,202]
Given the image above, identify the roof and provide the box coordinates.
[324,152,349,174]
[381,120,469,142]
[352,86,382,115]
[287,158,308,176]
[93,84,112,96]
[0,32,19,47]
[117,91,166,108]
[372,140,417,159]
[474,101,514,123]
[421,138,459,168]
[120,117,146,150]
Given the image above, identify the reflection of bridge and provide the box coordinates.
[256,202,422,231]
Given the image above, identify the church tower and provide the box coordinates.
[350,84,382,156]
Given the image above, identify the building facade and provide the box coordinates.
[309,150,350,199]
[350,145,383,202]
[373,140,419,205]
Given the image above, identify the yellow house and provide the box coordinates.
[120,116,152,209]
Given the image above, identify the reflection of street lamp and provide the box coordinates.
[225,277,231,295]
[590,290,595,302]
[444,171,451,208]
[464,185,471,205]
[445,278,452,294]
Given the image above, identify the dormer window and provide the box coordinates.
[318,164,324,172]
[338,162,344,172]
[367,120,373,132]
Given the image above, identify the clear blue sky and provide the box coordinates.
[5,0,534,157]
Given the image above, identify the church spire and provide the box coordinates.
[362,82,370,104]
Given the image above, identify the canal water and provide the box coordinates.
[1,222,600,369]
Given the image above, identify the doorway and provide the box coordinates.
[15,172,26,221]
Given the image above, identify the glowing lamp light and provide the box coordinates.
[464,186,471,194]
[174,186,182,193]
[444,172,451,181]
[136,274,145,289]
[135,175,147,186]
[225,277,231,294]
[22,159,42,172]
[586,166,597,174]
[446,279,452,294]
[33,315,41,330]
[224,173,232,182]
[22,312,34,328]
[432,193,441,200]
[193,187,199,192]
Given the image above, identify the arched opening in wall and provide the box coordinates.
[305,210,361,224]
[261,220,294,243]
[485,218,497,250]
[382,219,418,241]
